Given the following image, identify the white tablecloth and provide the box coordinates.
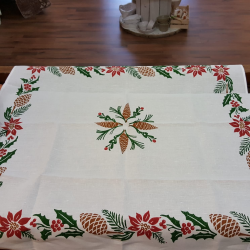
[0,66,250,250]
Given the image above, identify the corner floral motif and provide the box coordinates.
[96,103,157,153]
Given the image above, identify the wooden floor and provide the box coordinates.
[0,0,250,66]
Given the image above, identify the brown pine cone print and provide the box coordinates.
[59,66,75,75]
[119,130,129,154]
[246,151,250,168]
[133,122,157,130]
[137,67,155,77]
[0,167,7,177]
[12,94,32,113]
[123,103,131,121]
[209,214,250,238]
[96,122,122,128]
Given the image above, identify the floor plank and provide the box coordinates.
[0,0,250,66]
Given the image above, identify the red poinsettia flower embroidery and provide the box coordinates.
[86,67,93,72]
[2,118,23,136]
[186,65,206,77]
[0,148,7,157]
[0,210,31,239]
[212,65,230,81]
[106,66,125,77]
[128,211,162,240]
[24,84,32,91]
[230,117,250,137]
[165,67,173,72]
[27,66,46,74]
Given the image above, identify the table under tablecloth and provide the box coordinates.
[0,65,250,250]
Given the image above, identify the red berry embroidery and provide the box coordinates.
[140,107,144,110]
[98,113,102,116]
[152,139,156,143]
[51,219,64,232]
[30,218,37,227]
[104,147,108,150]
[181,222,195,235]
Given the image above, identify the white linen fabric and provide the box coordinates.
[0,66,249,250]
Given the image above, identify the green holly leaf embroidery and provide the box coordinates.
[34,213,50,227]
[222,94,232,107]
[170,230,182,243]
[238,106,249,113]
[155,68,172,78]
[56,230,84,239]
[40,228,52,241]
[21,78,29,83]
[186,232,217,240]
[0,231,4,238]
[30,76,40,84]
[4,107,12,121]
[0,150,17,165]
[76,67,92,78]
[173,69,185,76]
[181,211,211,232]
[94,68,105,76]
[233,93,242,103]
[16,85,23,96]
[108,231,135,241]
[161,214,181,228]
[54,209,79,229]
[4,136,18,149]
[229,107,236,117]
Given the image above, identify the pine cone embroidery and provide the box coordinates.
[59,66,75,75]
[123,103,131,121]
[0,167,7,177]
[133,122,157,130]
[119,130,129,154]
[137,67,155,77]
[96,122,121,128]
[209,214,250,238]
[80,213,123,235]
[246,151,250,168]
[12,94,32,113]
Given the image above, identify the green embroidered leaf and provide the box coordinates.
[186,232,216,240]
[0,231,4,238]
[56,230,84,239]
[0,130,7,137]
[222,94,232,107]
[240,237,250,242]
[21,231,36,240]
[26,87,40,92]
[47,67,62,77]
[34,213,50,227]
[16,85,23,96]
[0,150,17,165]
[108,231,135,241]
[239,138,250,156]
[213,81,226,94]
[102,209,127,232]
[170,230,182,243]
[94,68,105,76]
[161,214,181,228]
[155,68,172,78]
[229,107,236,117]
[173,69,185,76]
[152,232,165,244]
[4,107,12,121]
[230,211,250,233]
[0,142,3,148]
[40,228,52,241]
[206,66,212,73]
[12,104,31,117]
[243,115,250,122]
[76,67,92,78]
[181,211,212,232]
[238,106,249,113]
[226,76,233,93]
[30,76,40,84]
[126,67,142,79]
[21,78,29,83]
[4,136,18,149]
[233,93,242,103]
[54,209,79,229]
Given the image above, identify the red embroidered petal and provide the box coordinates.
[120,69,125,73]
[19,226,30,232]
[224,71,230,75]
[234,128,240,132]
[224,67,230,70]
[198,71,202,76]
[27,67,33,70]
[15,230,22,239]
[193,71,198,77]
[143,211,150,222]
[106,70,112,73]
[128,216,140,226]
[245,126,250,131]
[32,69,36,74]
[213,72,219,77]
[212,69,217,72]
[112,71,116,77]
[136,213,142,222]
[7,229,14,238]
[9,118,14,123]
[117,71,121,76]
[0,217,9,227]
[186,70,193,74]
[200,68,206,73]
[11,129,17,136]
[229,122,239,128]
[240,130,245,137]
[7,212,13,222]
[148,217,161,225]
[14,210,22,222]
[145,230,152,240]
[37,69,41,73]
[223,75,226,81]
[217,74,223,81]
[41,67,46,71]
[14,125,23,130]
[128,226,140,232]
[137,229,145,237]
[0,226,9,232]
[2,126,8,131]
[6,130,11,136]
[18,217,30,225]
[150,226,162,232]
